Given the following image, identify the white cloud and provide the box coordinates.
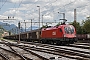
[44,15,53,20]
[0,15,7,19]
[0,0,90,28]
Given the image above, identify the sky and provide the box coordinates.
[0,0,90,29]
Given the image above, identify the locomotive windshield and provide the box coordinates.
[64,26,74,34]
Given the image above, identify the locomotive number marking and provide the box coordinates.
[52,31,56,35]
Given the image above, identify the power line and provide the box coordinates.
[25,0,58,17]
[0,0,7,10]
[13,0,23,17]
[11,2,17,18]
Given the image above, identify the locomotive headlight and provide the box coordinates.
[64,34,66,37]
[75,34,76,37]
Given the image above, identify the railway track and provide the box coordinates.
[75,43,90,46]
[17,44,90,60]
[20,41,90,60]
[0,41,49,60]
[0,42,33,60]
[0,52,9,60]
[0,46,25,60]
[68,43,90,49]
[0,40,90,60]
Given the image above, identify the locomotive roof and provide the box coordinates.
[42,24,73,30]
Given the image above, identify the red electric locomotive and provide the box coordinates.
[40,24,77,45]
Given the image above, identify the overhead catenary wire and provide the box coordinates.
[26,0,76,26]
[13,0,23,18]
[15,0,75,22]
[25,0,58,17]
[0,0,7,10]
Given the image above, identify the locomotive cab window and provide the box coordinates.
[64,26,74,34]
[60,28,62,32]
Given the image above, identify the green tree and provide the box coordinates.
[56,22,61,26]
[70,21,83,34]
[83,16,90,33]
[0,26,4,38]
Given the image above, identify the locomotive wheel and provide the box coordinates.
[56,41,60,45]
[40,39,46,44]
[40,40,44,44]
[50,41,54,45]
[40,40,43,43]
[70,41,74,44]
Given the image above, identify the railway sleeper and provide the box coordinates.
[26,47,90,60]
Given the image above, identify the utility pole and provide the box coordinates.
[18,21,20,44]
[37,6,40,29]
[74,9,77,33]
[74,9,76,22]
[42,15,43,27]
[21,20,27,32]
[31,19,32,31]
[21,19,33,31]
[24,20,26,32]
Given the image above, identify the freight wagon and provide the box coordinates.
[77,34,90,40]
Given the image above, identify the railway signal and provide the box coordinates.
[0,16,16,26]
[0,16,16,20]
[18,21,20,29]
